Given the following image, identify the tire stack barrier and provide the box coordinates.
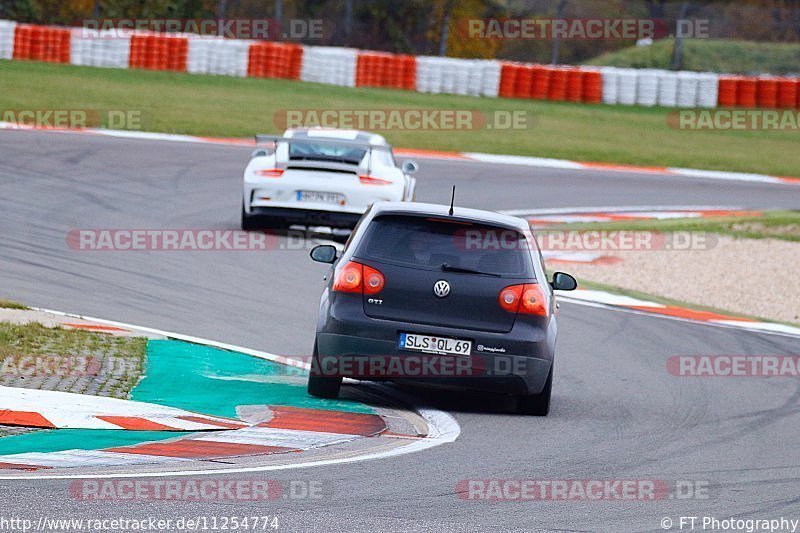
[636,69,659,106]
[696,73,719,108]
[499,63,599,103]
[2,19,798,110]
[0,20,16,59]
[565,68,585,102]
[736,77,758,108]
[355,52,415,90]
[530,65,550,99]
[548,67,568,101]
[616,68,639,105]
[756,77,778,108]
[581,69,602,103]
[676,72,700,107]
[599,66,620,104]
[657,71,679,107]
[776,78,798,108]
[248,41,303,79]
[300,46,357,87]
[129,33,188,72]
[498,63,517,98]
[416,56,499,96]
[717,76,739,107]
[187,37,250,77]
[69,28,131,68]
[13,24,70,63]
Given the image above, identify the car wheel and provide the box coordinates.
[241,202,257,231]
[516,367,552,416]
[307,342,342,399]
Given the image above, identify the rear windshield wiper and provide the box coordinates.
[440,263,500,277]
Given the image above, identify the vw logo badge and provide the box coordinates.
[433,280,451,298]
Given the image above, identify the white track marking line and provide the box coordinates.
[195,427,355,449]
[0,386,238,430]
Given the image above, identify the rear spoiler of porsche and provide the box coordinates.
[254,134,392,174]
[254,135,391,152]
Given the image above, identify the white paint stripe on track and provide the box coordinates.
[0,450,191,468]
[667,167,785,184]
[461,152,585,170]
[0,386,239,430]
[195,427,355,449]
[562,289,666,308]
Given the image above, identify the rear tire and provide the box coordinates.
[241,202,257,231]
[307,342,342,399]
[516,367,552,416]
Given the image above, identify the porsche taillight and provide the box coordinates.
[254,169,284,178]
[498,283,547,315]
[359,175,392,185]
[333,261,385,295]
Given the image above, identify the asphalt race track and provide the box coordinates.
[1,129,799,532]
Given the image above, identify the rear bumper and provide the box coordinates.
[250,207,363,228]
[315,301,555,395]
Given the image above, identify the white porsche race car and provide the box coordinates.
[242,129,418,229]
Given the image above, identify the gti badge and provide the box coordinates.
[433,280,451,298]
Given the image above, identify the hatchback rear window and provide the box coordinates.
[356,215,536,278]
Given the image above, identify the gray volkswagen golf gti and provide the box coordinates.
[307,201,576,415]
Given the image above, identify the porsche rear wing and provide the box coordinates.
[255,134,391,151]
[254,134,393,174]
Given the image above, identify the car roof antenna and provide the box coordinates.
[448,186,455,216]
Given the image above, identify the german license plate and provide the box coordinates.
[297,190,344,204]
[398,333,472,356]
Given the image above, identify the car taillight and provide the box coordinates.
[359,175,392,185]
[333,261,385,295]
[498,283,547,315]
[255,169,284,178]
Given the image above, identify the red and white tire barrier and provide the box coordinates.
[2,19,797,108]
[0,387,246,431]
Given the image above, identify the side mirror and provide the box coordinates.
[551,272,577,291]
[310,244,337,264]
[401,160,418,174]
